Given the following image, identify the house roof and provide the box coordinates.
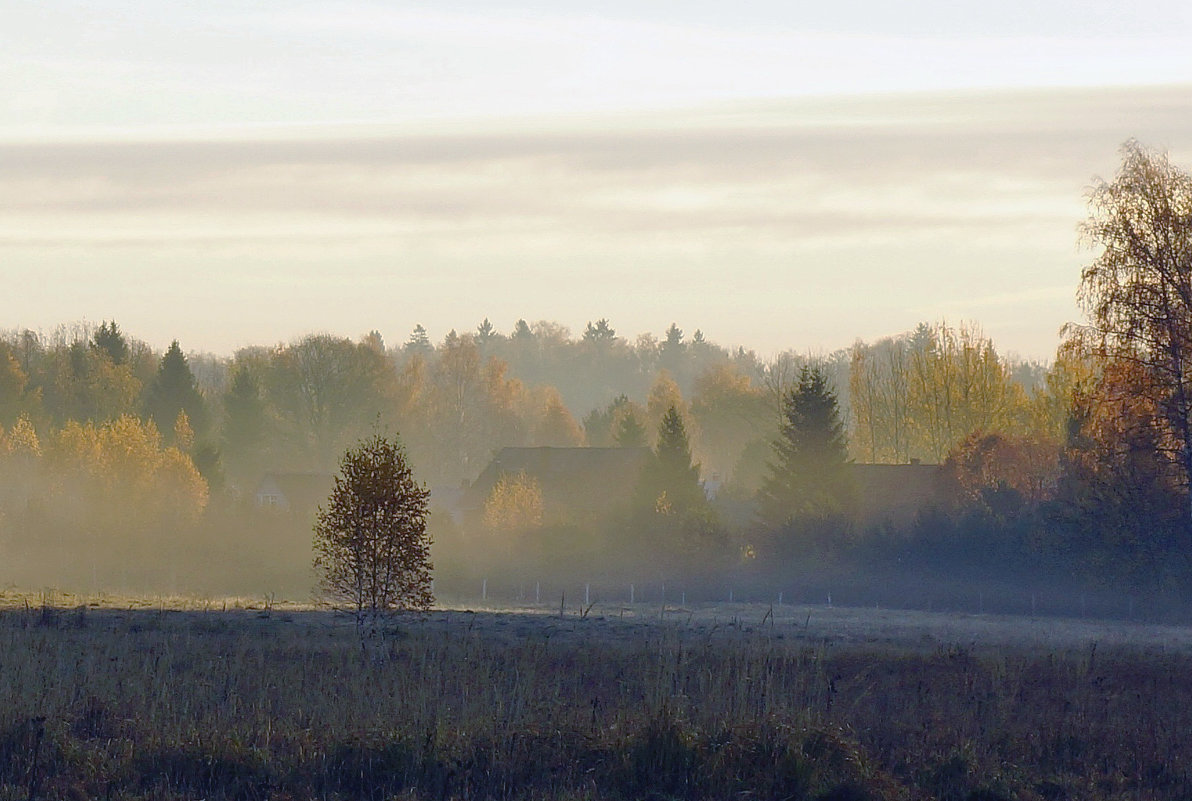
[255,472,335,512]
[849,462,948,527]
[464,447,651,517]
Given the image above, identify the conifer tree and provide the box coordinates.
[613,407,649,449]
[759,364,852,528]
[222,365,267,455]
[92,320,129,365]
[144,341,207,439]
[404,324,432,355]
[638,405,704,515]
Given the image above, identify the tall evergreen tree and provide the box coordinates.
[659,323,685,374]
[512,319,534,341]
[613,406,649,449]
[638,405,704,514]
[222,365,267,457]
[404,324,432,355]
[145,341,207,439]
[92,320,129,365]
[476,318,498,349]
[759,364,852,528]
[583,318,616,343]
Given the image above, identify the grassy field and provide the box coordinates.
[0,594,1190,800]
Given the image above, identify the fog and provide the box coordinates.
[0,316,1186,623]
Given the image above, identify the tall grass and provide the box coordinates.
[0,605,1188,799]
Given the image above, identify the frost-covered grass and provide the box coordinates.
[0,598,1190,799]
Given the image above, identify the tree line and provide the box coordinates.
[1,140,1190,602]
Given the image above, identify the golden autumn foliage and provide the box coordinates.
[1064,358,1183,498]
[850,322,1060,465]
[173,410,195,452]
[531,387,585,447]
[44,415,208,531]
[1,415,40,458]
[646,370,685,435]
[483,470,545,537]
[943,431,1062,508]
[690,363,767,482]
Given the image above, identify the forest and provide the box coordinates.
[1,141,1190,615]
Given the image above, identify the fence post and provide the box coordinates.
[482,578,487,602]
[536,582,541,604]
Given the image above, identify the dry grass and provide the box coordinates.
[0,597,1189,799]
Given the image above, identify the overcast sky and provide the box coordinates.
[4,1,1192,359]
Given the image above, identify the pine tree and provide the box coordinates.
[613,407,648,449]
[759,364,852,528]
[222,365,267,455]
[144,341,207,439]
[512,319,534,341]
[638,405,704,515]
[405,324,432,355]
[583,318,616,343]
[476,318,497,348]
[92,320,129,365]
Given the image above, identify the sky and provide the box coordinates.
[3,1,1192,361]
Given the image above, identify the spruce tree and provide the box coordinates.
[759,364,852,528]
[92,320,129,365]
[639,405,704,514]
[144,341,207,439]
[613,408,648,449]
[405,324,432,355]
[222,366,267,456]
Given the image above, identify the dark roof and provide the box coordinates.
[464,447,651,519]
[255,472,335,512]
[849,463,948,527]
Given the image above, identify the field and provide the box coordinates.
[1,593,1191,800]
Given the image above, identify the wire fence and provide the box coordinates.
[432,575,1191,626]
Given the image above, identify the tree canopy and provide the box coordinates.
[1077,139,1192,510]
[145,341,207,440]
[313,434,433,619]
[759,364,852,528]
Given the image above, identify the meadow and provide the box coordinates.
[0,594,1190,800]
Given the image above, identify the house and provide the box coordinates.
[462,447,651,524]
[849,462,950,529]
[253,473,335,515]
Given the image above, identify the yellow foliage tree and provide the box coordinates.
[46,415,207,533]
[647,370,685,434]
[173,410,195,452]
[2,415,41,458]
[690,363,767,481]
[483,470,545,537]
[532,387,584,447]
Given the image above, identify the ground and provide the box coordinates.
[0,592,1189,799]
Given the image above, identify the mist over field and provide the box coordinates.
[0,303,1185,625]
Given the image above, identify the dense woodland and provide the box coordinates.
[1,141,1191,609]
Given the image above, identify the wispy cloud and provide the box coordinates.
[2,86,1190,357]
